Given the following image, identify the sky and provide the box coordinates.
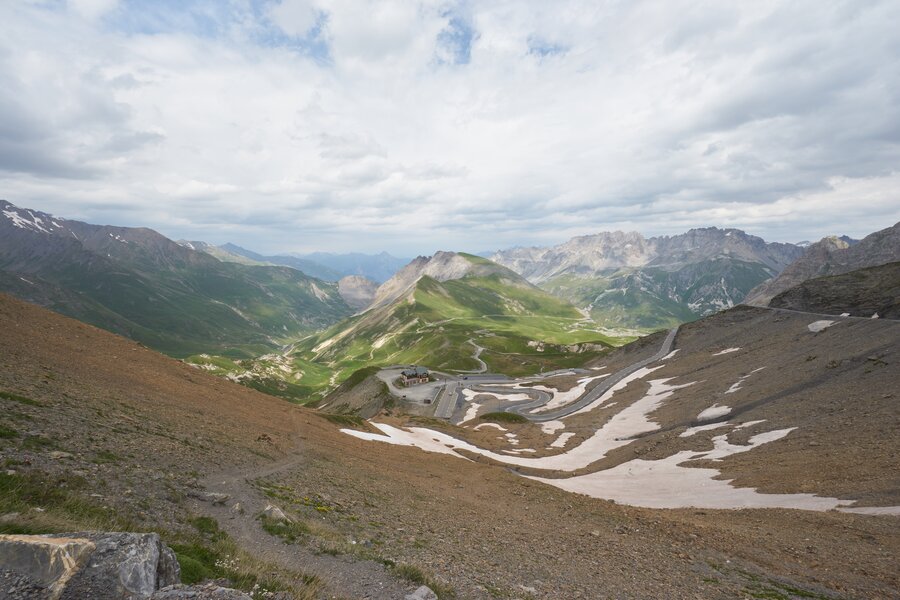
[1,0,899,255]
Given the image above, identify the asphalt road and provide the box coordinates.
[506,327,679,422]
[434,380,459,419]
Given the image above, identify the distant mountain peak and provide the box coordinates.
[369,251,525,311]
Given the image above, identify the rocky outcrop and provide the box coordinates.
[745,222,900,306]
[0,532,247,600]
[337,275,378,311]
[405,586,438,600]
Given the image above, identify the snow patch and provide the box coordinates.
[808,320,835,333]
[713,347,741,356]
[679,422,729,438]
[540,420,565,435]
[725,367,766,395]
[527,429,856,511]
[3,209,49,233]
[343,377,693,472]
[550,432,576,448]
[460,403,482,424]
[697,404,731,421]
[529,373,610,413]
[568,365,664,417]
[473,423,507,432]
[661,349,680,361]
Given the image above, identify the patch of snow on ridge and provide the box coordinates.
[725,367,766,395]
[679,422,729,438]
[550,432,576,448]
[713,347,741,356]
[808,320,835,333]
[527,429,856,511]
[3,210,49,233]
[460,403,482,424]
[473,423,507,432]
[661,349,680,361]
[529,373,609,413]
[342,377,694,472]
[540,420,565,435]
[697,404,731,421]
[568,365,664,417]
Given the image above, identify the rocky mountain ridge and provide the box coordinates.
[492,227,802,282]
[768,261,900,318]
[491,227,804,329]
[744,222,900,306]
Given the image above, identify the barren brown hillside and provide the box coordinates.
[1,293,898,599]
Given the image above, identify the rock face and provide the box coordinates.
[745,222,900,306]
[0,532,183,600]
[769,262,900,319]
[337,275,378,311]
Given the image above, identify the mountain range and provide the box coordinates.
[491,227,804,329]
[214,244,408,283]
[0,200,352,356]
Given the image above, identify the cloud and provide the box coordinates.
[0,0,897,255]
[69,0,119,20]
[268,0,320,37]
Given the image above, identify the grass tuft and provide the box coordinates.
[478,412,528,424]
[391,563,456,599]
[0,390,41,406]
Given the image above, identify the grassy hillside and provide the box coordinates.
[285,264,626,399]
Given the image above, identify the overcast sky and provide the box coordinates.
[1,0,899,255]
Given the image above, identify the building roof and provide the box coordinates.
[401,366,429,377]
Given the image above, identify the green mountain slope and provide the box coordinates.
[294,254,624,390]
[187,253,628,403]
[0,201,352,357]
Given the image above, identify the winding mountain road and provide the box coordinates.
[505,327,679,422]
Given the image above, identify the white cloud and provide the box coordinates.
[69,0,118,20]
[0,0,898,254]
[268,0,320,37]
